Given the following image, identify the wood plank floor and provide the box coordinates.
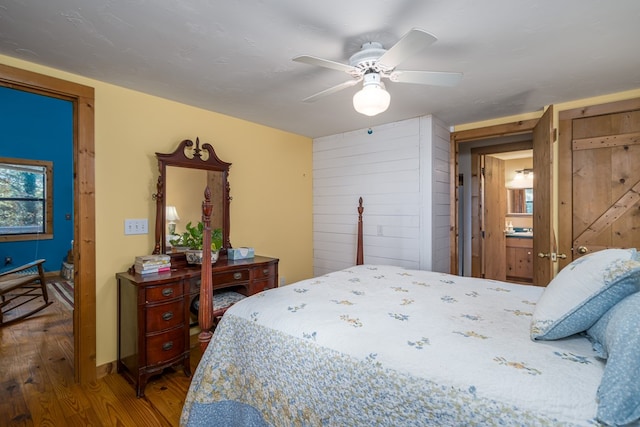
[0,278,202,426]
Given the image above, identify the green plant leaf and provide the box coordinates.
[171,221,223,251]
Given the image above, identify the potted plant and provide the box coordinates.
[169,221,223,264]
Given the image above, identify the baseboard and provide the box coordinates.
[96,360,117,379]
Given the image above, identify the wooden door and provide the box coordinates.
[558,99,640,268]
[532,106,554,286]
[483,155,506,280]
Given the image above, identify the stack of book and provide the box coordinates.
[134,254,171,275]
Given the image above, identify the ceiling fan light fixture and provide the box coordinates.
[352,73,390,117]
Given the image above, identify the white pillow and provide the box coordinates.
[530,248,640,340]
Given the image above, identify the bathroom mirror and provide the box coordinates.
[507,188,533,215]
[153,138,231,255]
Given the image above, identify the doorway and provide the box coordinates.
[0,63,97,383]
[470,147,533,284]
[450,107,554,286]
[458,137,533,281]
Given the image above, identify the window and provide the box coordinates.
[0,157,53,241]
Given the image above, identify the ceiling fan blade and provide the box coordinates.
[389,70,463,87]
[302,78,361,103]
[293,55,360,74]
[376,28,437,70]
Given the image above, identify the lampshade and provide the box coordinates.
[352,73,390,117]
[166,206,180,222]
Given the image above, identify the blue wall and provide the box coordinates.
[0,86,73,273]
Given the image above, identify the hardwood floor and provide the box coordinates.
[0,278,202,426]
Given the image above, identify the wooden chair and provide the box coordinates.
[0,259,52,327]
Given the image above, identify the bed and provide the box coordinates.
[182,198,640,426]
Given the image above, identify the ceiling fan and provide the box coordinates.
[293,28,462,116]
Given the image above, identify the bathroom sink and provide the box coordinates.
[506,231,533,238]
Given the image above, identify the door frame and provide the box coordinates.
[0,63,96,383]
[469,143,533,280]
[450,119,539,275]
[557,97,640,270]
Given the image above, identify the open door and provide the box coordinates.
[483,155,507,281]
[532,106,554,286]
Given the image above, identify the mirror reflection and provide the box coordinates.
[507,188,533,215]
[165,167,224,250]
[153,138,231,256]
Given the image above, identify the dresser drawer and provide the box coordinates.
[213,269,250,286]
[249,280,273,294]
[251,264,275,280]
[146,300,184,332]
[145,282,183,303]
[146,328,184,366]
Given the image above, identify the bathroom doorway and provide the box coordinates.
[451,106,554,286]
[475,149,534,284]
[469,144,533,283]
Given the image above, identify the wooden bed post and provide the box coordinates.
[198,187,214,352]
[356,197,364,265]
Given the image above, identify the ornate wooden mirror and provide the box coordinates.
[153,138,231,256]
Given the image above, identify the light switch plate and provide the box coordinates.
[124,218,148,235]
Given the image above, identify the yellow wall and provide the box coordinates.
[0,54,314,366]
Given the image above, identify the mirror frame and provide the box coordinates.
[153,137,232,256]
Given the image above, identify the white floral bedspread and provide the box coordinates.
[181,265,604,426]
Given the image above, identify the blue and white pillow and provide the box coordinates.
[586,292,640,426]
[530,248,640,340]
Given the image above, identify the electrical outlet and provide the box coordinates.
[124,218,148,235]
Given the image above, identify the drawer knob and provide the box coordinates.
[162,311,174,321]
[262,268,269,275]
[162,288,174,297]
[233,272,242,280]
[162,341,174,351]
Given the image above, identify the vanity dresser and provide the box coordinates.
[116,255,278,397]
[116,137,278,397]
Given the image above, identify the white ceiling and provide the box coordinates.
[1,1,639,138]
[491,150,532,161]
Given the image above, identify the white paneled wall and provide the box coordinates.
[313,115,450,276]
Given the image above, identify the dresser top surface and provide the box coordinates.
[116,255,278,284]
